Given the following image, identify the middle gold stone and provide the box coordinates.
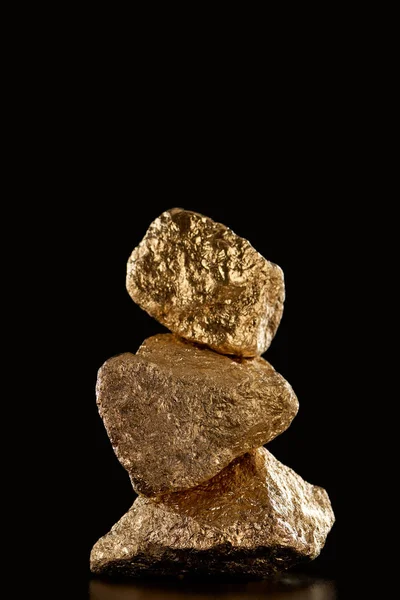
[96,334,298,497]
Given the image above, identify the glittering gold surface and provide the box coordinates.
[96,334,298,497]
[90,447,334,578]
[126,208,285,357]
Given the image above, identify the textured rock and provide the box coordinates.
[126,208,285,357]
[90,447,334,577]
[96,334,298,497]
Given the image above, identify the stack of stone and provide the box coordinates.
[90,209,334,578]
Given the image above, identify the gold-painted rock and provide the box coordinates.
[126,208,285,357]
[96,334,298,497]
[90,447,334,577]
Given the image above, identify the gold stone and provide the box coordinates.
[96,334,298,497]
[90,447,334,577]
[126,208,285,357]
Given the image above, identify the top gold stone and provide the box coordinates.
[126,208,285,357]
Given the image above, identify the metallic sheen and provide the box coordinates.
[126,208,285,357]
[96,334,298,497]
[90,447,334,577]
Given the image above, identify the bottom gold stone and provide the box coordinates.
[90,448,334,578]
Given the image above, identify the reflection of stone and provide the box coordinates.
[90,448,334,578]
[89,575,337,600]
[89,576,337,600]
[96,334,298,497]
[126,208,285,357]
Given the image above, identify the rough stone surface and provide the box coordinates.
[126,208,285,357]
[90,448,334,578]
[96,334,298,497]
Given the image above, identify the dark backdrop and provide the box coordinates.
[68,201,340,582]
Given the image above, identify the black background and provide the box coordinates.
[65,200,342,584]
[14,32,383,598]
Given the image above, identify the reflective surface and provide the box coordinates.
[95,334,298,497]
[91,448,334,578]
[89,574,336,599]
[126,207,285,356]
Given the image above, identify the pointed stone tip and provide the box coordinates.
[313,485,336,526]
[167,206,185,216]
